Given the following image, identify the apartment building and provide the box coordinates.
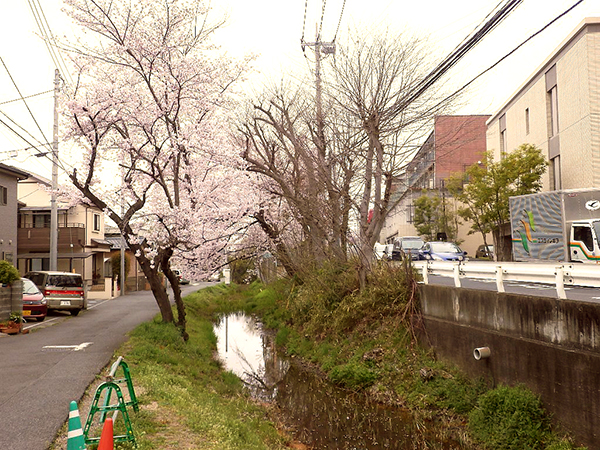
[487,17,600,190]
[380,115,489,256]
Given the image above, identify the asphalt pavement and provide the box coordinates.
[0,282,212,450]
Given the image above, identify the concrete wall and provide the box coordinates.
[0,280,23,321]
[419,284,600,448]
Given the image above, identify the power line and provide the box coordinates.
[0,90,53,106]
[27,0,73,87]
[451,0,585,101]
[301,0,309,47]
[0,57,52,150]
[392,0,525,115]
[0,108,50,151]
[332,0,347,43]
[318,0,328,40]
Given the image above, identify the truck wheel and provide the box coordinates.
[71,309,81,316]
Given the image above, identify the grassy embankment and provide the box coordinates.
[63,261,587,449]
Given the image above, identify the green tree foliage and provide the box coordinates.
[413,191,460,242]
[110,253,131,285]
[447,144,547,260]
[229,255,257,285]
[0,260,20,285]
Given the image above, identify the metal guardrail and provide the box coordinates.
[412,260,600,300]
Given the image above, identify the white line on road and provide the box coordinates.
[43,342,93,351]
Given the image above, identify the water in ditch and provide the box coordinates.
[214,313,450,450]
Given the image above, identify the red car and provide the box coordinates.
[22,277,47,322]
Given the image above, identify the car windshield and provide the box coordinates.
[401,240,423,250]
[22,278,41,295]
[47,275,82,288]
[430,242,462,253]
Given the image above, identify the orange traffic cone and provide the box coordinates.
[97,417,114,450]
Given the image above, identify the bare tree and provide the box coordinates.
[326,29,456,285]
[239,29,456,286]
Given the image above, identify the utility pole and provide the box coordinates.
[120,169,126,296]
[301,25,335,155]
[50,69,60,271]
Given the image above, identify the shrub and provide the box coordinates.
[468,385,550,449]
[329,360,378,389]
[0,261,19,285]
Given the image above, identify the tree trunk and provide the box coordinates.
[493,223,513,262]
[158,251,188,341]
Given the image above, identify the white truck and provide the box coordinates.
[509,188,600,263]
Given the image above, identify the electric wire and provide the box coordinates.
[27,0,62,76]
[446,0,506,58]
[318,0,328,40]
[0,57,52,150]
[450,0,585,103]
[0,114,75,174]
[0,90,53,106]
[27,0,73,87]
[301,0,309,47]
[392,0,524,115]
[0,108,50,152]
[332,0,347,43]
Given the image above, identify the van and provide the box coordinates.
[392,236,425,260]
[24,271,87,316]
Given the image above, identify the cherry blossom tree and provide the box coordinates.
[61,0,253,337]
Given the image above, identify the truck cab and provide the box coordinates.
[570,220,600,262]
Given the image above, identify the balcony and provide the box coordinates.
[18,223,86,253]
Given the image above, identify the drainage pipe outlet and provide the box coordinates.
[473,347,491,360]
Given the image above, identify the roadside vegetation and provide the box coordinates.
[58,263,586,449]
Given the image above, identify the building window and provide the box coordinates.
[550,155,561,190]
[34,213,51,228]
[525,108,530,135]
[93,213,101,232]
[499,114,507,155]
[548,87,559,137]
[545,65,559,138]
[0,186,6,205]
[406,204,414,223]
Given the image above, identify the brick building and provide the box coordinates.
[380,115,490,256]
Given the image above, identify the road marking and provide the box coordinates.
[43,342,93,351]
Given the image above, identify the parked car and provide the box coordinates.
[475,244,494,259]
[24,271,87,316]
[22,277,47,322]
[419,241,467,261]
[374,243,394,260]
[392,236,425,260]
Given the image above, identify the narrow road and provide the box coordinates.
[0,283,210,450]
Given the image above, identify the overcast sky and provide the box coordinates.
[0,0,596,178]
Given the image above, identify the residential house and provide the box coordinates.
[16,173,112,298]
[0,163,29,264]
[380,115,490,256]
[105,226,150,294]
[487,17,600,191]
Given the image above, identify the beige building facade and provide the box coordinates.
[487,18,600,191]
[17,173,112,297]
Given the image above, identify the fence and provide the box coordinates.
[412,260,600,299]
